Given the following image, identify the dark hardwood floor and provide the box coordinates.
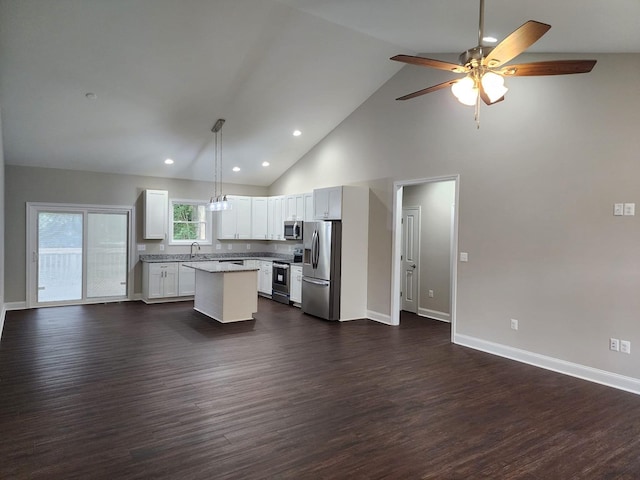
[1,299,640,479]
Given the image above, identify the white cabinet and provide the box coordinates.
[143,189,168,239]
[303,192,314,222]
[178,263,196,296]
[251,197,269,240]
[313,186,342,220]
[143,262,178,299]
[285,194,305,221]
[217,196,252,240]
[258,260,272,295]
[290,265,302,305]
[268,196,285,240]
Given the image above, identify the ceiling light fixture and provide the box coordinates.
[232,166,240,172]
[293,130,302,137]
[207,118,231,212]
[164,158,174,165]
[262,161,270,167]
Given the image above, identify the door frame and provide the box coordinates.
[390,175,459,341]
[26,202,136,308]
[401,206,421,314]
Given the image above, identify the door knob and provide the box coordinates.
[411,264,416,269]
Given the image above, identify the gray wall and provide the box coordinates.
[0,107,5,336]
[270,53,640,381]
[4,165,268,302]
[403,180,455,317]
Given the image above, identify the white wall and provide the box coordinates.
[4,165,268,303]
[270,53,640,385]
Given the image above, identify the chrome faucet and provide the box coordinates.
[190,242,201,258]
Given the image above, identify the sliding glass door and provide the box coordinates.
[28,204,133,307]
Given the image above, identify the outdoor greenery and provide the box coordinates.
[172,203,207,241]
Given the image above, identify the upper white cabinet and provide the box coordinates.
[217,195,252,240]
[143,189,168,239]
[285,194,305,221]
[313,186,342,220]
[251,197,269,240]
[268,196,285,240]
[303,192,314,222]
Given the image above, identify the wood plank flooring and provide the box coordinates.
[1,299,640,479]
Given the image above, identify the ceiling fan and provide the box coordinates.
[391,0,596,123]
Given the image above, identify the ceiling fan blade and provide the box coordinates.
[391,54,469,74]
[483,20,551,68]
[499,60,597,76]
[396,79,459,101]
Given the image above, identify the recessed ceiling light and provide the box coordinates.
[85,92,97,100]
[293,130,302,137]
[232,166,241,172]
[262,161,270,167]
[164,158,174,165]
[483,36,498,43]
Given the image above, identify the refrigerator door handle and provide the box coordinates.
[312,230,319,269]
[302,277,330,286]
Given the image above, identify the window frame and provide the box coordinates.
[168,198,212,246]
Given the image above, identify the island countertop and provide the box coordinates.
[181,261,259,273]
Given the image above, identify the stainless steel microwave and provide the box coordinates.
[284,221,303,240]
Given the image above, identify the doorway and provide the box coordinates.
[26,203,134,307]
[391,175,459,339]
[401,207,420,313]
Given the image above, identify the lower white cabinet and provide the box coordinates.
[258,260,272,295]
[143,262,179,299]
[290,265,302,304]
[178,263,196,296]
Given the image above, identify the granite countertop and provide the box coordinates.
[139,253,295,263]
[181,261,259,273]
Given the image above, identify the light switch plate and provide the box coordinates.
[227,244,232,250]
[137,244,146,251]
[159,244,164,251]
[460,252,469,262]
[624,203,635,216]
[614,203,624,216]
[216,244,221,250]
[621,340,631,354]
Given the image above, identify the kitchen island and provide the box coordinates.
[182,262,259,323]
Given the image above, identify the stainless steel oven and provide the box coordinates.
[272,261,290,304]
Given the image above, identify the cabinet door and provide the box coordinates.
[263,262,272,293]
[303,193,313,222]
[326,187,343,220]
[147,264,164,298]
[217,206,237,240]
[290,266,302,303]
[313,188,330,219]
[143,190,168,239]
[178,264,195,296]
[251,197,268,239]
[273,196,285,240]
[163,263,179,297]
[285,195,296,221]
[235,196,252,239]
[294,194,304,221]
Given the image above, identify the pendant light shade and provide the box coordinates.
[207,118,232,212]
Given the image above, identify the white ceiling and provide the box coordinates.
[1,0,639,186]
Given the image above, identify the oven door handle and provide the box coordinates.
[274,264,290,270]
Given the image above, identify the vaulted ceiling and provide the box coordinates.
[1,0,639,186]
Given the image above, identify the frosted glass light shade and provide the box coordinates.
[451,76,479,106]
[481,72,508,103]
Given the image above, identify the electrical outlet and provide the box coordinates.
[610,338,620,351]
[246,244,251,250]
[624,203,636,216]
[159,244,165,251]
[510,319,518,330]
[137,244,146,251]
[621,340,631,354]
[614,203,624,216]
[227,244,232,250]
[216,244,221,250]
[428,290,434,298]
[460,252,469,262]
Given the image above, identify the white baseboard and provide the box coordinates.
[366,310,393,325]
[418,307,450,323]
[455,333,640,396]
[0,304,5,340]
[5,301,27,311]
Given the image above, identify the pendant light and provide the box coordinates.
[207,118,231,212]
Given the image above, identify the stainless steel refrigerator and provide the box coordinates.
[302,221,341,321]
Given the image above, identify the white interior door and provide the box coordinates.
[401,207,420,313]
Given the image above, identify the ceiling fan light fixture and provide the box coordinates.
[451,76,478,106]
[481,71,508,102]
